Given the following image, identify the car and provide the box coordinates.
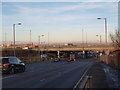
[1,57,25,74]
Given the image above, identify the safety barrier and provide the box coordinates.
[73,76,92,89]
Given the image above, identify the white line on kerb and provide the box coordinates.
[1,75,14,80]
[40,78,46,82]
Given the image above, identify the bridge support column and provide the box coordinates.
[57,51,60,59]
[83,51,85,59]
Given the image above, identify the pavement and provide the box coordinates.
[85,60,120,88]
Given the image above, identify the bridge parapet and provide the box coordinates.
[33,47,114,51]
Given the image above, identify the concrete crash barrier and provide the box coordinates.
[74,76,92,89]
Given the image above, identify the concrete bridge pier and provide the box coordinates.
[57,51,60,59]
[82,51,85,59]
[83,50,89,59]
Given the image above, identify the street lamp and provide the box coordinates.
[86,32,87,47]
[38,35,44,60]
[97,17,108,52]
[13,22,22,57]
[96,35,102,45]
[82,29,85,59]
[30,30,31,46]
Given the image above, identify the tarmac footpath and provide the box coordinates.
[85,61,111,88]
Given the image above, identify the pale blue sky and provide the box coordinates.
[2,2,118,44]
[2,0,119,2]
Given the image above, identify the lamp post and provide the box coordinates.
[30,30,31,46]
[48,32,49,48]
[4,32,6,47]
[86,32,87,47]
[38,35,44,60]
[82,29,84,50]
[97,18,108,52]
[96,35,101,45]
[13,22,22,57]
[82,29,85,59]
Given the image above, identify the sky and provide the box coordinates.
[2,0,120,2]
[1,1,118,44]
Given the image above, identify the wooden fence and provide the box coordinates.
[99,50,120,69]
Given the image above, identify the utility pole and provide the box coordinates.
[97,17,108,52]
[104,18,108,52]
[86,32,87,47]
[30,30,31,46]
[96,35,102,51]
[5,32,6,47]
[47,32,49,60]
[29,30,32,62]
[96,35,102,45]
[38,35,44,60]
[48,32,49,48]
[13,24,16,57]
[82,29,85,59]
[38,35,41,60]
[100,35,102,45]
[13,22,22,57]
[82,29,84,50]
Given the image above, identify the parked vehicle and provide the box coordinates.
[1,57,25,74]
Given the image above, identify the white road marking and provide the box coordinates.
[1,75,15,80]
[40,79,46,82]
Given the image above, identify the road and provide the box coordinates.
[2,59,95,88]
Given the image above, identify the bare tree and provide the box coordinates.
[110,29,120,49]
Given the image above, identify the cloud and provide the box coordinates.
[2,10,101,26]
[14,2,117,16]
[2,2,117,24]
[2,2,117,43]
[3,3,117,26]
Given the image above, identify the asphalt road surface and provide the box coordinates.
[2,59,95,88]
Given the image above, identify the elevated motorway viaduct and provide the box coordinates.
[32,46,114,58]
[33,46,114,52]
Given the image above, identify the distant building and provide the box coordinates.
[22,47,29,50]
[34,45,39,48]
[65,43,74,46]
